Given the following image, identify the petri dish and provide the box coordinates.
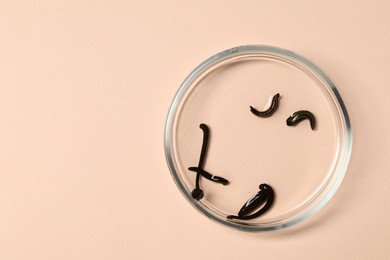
[164,45,352,231]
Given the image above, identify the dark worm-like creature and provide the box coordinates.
[190,123,229,200]
[286,110,316,130]
[227,183,274,220]
[250,93,280,118]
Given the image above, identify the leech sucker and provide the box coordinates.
[286,110,316,130]
[250,93,280,118]
[227,184,274,220]
[188,167,229,185]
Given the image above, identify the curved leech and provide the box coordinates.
[232,190,274,220]
[237,184,268,217]
[227,184,274,220]
[286,110,316,130]
[191,123,209,200]
[250,93,280,118]
[188,167,229,185]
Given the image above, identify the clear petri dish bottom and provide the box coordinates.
[165,45,352,231]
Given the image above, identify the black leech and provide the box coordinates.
[190,123,229,200]
[237,184,268,217]
[227,184,274,220]
[250,93,280,118]
[191,124,209,200]
[286,110,316,130]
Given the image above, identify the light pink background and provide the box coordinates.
[1,1,389,259]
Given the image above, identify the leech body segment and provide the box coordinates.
[286,110,316,130]
[190,123,229,200]
[250,93,280,118]
[227,184,274,220]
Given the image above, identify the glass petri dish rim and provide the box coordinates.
[164,45,352,232]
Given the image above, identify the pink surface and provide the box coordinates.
[0,1,389,259]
